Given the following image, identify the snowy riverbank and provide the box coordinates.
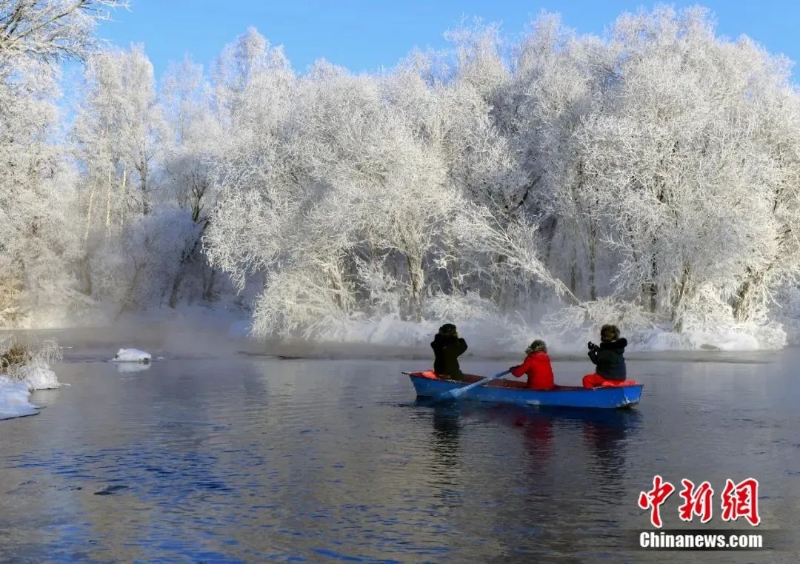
[0,362,63,421]
[0,338,65,421]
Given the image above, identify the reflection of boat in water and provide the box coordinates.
[487,404,641,488]
[430,404,461,471]
[418,401,643,434]
[482,403,642,440]
[406,371,643,409]
[425,404,468,494]
[421,401,642,477]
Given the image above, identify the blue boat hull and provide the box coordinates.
[407,373,642,409]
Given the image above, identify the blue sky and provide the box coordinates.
[96,1,799,83]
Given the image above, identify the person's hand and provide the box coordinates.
[588,341,598,351]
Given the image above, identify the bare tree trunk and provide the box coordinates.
[139,156,149,216]
[167,271,184,308]
[84,182,96,244]
[542,215,558,268]
[569,245,578,296]
[119,167,127,226]
[328,259,346,311]
[105,166,127,230]
[203,268,217,301]
[733,267,766,323]
[81,257,93,296]
[449,240,459,294]
[492,254,506,307]
[671,264,692,331]
[588,222,597,301]
[105,169,113,231]
[116,258,143,319]
[405,253,424,321]
[648,253,658,314]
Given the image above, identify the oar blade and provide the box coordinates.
[431,370,510,403]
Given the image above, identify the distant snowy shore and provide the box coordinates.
[5,301,790,358]
[258,315,786,355]
[0,304,786,421]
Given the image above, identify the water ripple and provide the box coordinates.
[0,357,798,562]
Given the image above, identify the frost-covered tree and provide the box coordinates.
[571,6,800,332]
[0,0,125,323]
[5,4,800,349]
[72,44,170,312]
[0,0,127,65]
[159,55,225,306]
[73,44,164,226]
[205,34,561,337]
[0,60,84,321]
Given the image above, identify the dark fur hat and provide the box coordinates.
[526,339,547,354]
[600,324,620,341]
[438,323,458,336]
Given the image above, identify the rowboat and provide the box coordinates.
[404,371,643,409]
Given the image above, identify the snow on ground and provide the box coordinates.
[111,348,152,363]
[12,361,63,389]
[0,379,39,420]
[0,362,62,421]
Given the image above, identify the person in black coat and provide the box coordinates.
[583,324,628,388]
[431,323,468,381]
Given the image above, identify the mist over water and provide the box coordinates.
[0,324,798,562]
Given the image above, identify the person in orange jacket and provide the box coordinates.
[509,339,555,390]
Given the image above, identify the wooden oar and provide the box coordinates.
[433,369,511,402]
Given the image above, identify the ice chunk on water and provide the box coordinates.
[111,348,152,363]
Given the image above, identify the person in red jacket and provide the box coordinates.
[509,339,555,390]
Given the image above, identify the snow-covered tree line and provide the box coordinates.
[3,3,800,347]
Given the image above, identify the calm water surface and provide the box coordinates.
[1,348,799,563]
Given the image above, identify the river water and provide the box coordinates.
[1,342,798,563]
